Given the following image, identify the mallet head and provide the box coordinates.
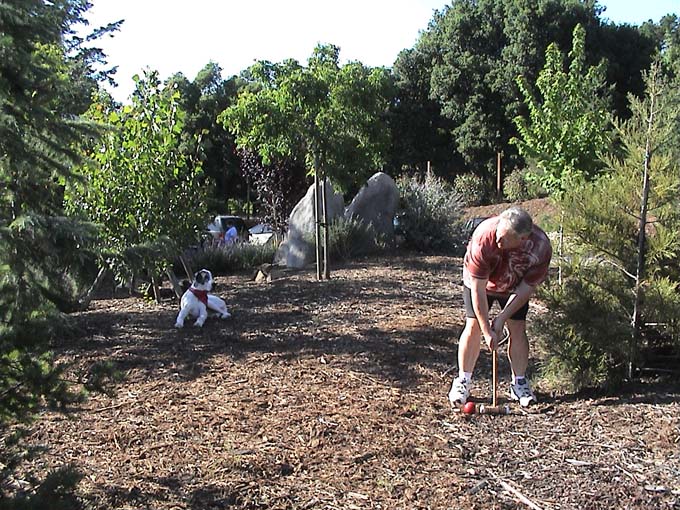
[478,403,510,415]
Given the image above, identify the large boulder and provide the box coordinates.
[345,172,400,239]
[275,179,344,268]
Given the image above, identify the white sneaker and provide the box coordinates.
[510,379,537,407]
[448,377,470,406]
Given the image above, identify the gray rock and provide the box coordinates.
[345,172,399,239]
[275,179,344,268]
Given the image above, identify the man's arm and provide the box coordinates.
[470,277,498,350]
[492,280,536,336]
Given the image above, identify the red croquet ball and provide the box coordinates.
[463,401,476,414]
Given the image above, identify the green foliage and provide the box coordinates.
[0,0,116,433]
[535,64,680,389]
[503,167,546,202]
[326,217,386,261]
[453,173,488,206]
[421,1,596,174]
[396,171,465,253]
[398,0,658,181]
[388,48,459,177]
[532,276,630,391]
[221,44,392,195]
[66,71,209,285]
[0,465,84,510]
[302,216,383,261]
[512,24,613,196]
[182,241,279,276]
[166,63,245,210]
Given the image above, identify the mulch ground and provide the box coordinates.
[3,253,679,509]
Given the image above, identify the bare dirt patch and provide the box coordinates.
[5,254,679,509]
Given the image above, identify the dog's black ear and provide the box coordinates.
[195,271,204,284]
[181,279,191,293]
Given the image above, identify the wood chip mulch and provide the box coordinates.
[3,254,679,509]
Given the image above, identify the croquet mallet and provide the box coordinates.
[477,346,510,415]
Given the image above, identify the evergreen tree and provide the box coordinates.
[534,63,680,390]
[0,0,116,424]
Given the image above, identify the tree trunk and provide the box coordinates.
[179,255,193,281]
[166,267,184,299]
[558,211,564,286]
[630,70,658,380]
[151,273,161,304]
[77,266,109,310]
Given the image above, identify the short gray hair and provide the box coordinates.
[499,207,533,236]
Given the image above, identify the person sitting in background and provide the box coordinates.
[224,222,238,244]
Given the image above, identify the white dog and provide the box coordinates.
[174,269,231,328]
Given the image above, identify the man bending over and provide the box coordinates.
[449,207,552,407]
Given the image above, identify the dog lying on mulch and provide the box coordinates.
[174,269,231,328]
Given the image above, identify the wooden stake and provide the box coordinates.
[313,158,322,281]
[497,152,502,201]
[321,173,330,280]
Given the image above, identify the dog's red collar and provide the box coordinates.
[190,288,208,305]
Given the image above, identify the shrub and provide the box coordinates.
[327,217,387,261]
[453,173,487,206]
[180,241,279,276]
[531,272,631,392]
[301,216,386,263]
[396,171,466,253]
[503,167,546,202]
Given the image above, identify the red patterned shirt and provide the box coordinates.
[463,217,552,295]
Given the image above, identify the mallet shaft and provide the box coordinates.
[492,347,498,408]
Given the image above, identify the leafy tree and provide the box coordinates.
[397,0,657,181]
[221,44,392,278]
[66,70,208,294]
[534,63,680,390]
[512,24,613,195]
[167,63,244,212]
[640,14,680,79]
[222,44,392,196]
[388,47,458,177]
[237,149,306,234]
[422,0,604,174]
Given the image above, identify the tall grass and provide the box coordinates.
[180,241,278,276]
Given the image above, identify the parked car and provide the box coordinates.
[248,223,275,245]
[206,215,249,244]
